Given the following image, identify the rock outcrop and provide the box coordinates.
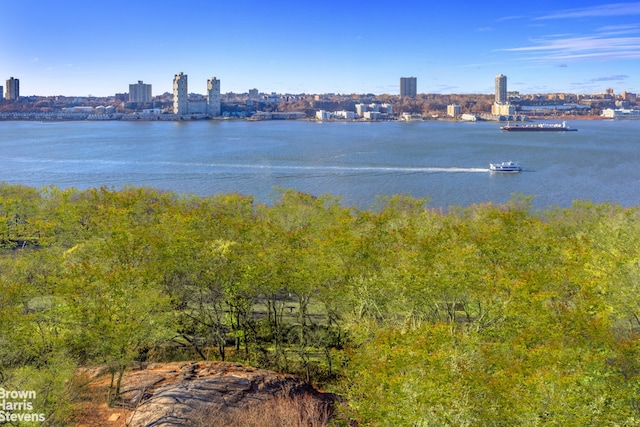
[78,361,337,427]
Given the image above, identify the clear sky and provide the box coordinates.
[2,0,639,97]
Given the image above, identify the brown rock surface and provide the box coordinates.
[76,361,337,427]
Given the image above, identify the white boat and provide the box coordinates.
[500,121,577,132]
[489,161,521,172]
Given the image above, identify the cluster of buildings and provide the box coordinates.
[126,73,221,117]
[314,77,413,121]
[444,74,519,121]
[168,74,404,121]
[0,73,222,118]
[315,102,394,121]
[172,72,221,116]
[2,72,639,121]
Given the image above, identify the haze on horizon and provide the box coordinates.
[1,0,639,97]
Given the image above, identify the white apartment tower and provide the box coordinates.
[207,76,221,116]
[173,72,188,115]
[6,77,19,100]
[129,80,152,103]
[495,74,507,104]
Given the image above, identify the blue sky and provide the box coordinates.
[2,0,639,97]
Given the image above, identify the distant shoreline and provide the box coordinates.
[0,112,613,122]
[527,115,606,120]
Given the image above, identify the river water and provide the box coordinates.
[0,119,638,210]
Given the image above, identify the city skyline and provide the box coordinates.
[2,1,640,97]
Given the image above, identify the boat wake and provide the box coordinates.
[158,162,491,174]
[7,157,492,175]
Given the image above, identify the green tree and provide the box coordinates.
[60,228,173,404]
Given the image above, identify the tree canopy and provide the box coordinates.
[1,184,640,425]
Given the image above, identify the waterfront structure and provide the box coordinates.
[336,110,356,119]
[129,80,152,103]
[207,76,221,116]
[399,112,423,121]
[447,104,461,117]
[400,77,417,98]
[364,111,382,120]
[602,108,640,119]
[316,110,330,121]
[251,111,306,120]
[173,72,188,115]
[5,77,19,100]
[492,103,515,116]
[62,106,95,113]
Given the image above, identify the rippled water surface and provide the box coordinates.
[1,119,638,209]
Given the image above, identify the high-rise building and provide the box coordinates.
[400,77,417,98]
[492,74,515,115]
[129,80,152,103]
[495,74,507,104]
[207,76,221,116]
[0,86,3,101]
[5,77,19,100]
[173,72,188,115]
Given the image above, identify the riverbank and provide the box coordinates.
[527,115,606,120]
[0,111,616,122]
